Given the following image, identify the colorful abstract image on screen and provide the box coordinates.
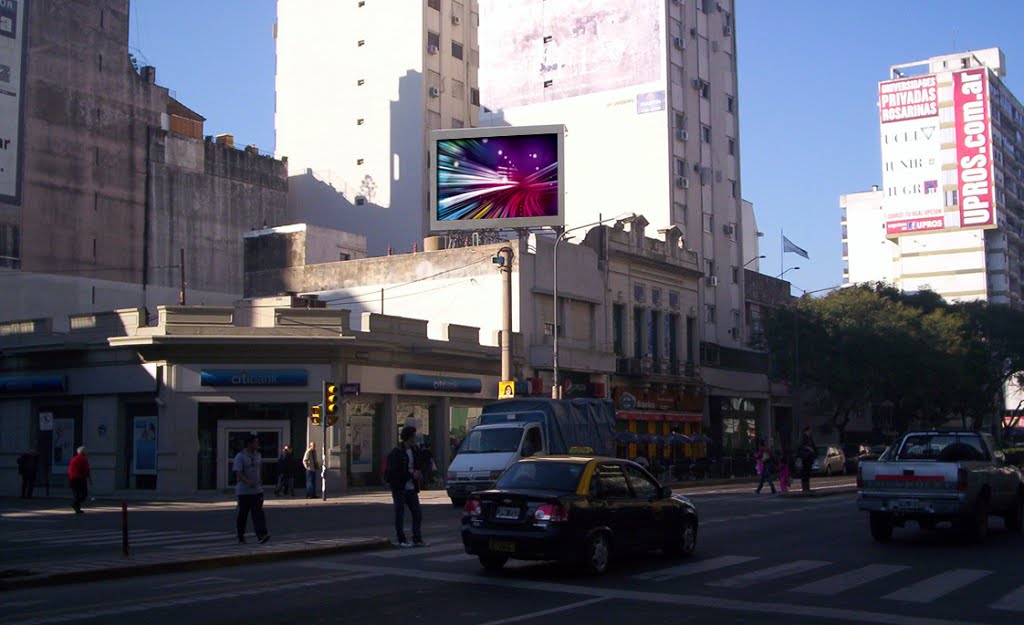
[436,133,559,222]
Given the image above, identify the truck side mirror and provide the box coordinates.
[660,486,672,499]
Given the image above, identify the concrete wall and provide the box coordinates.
[841,188,896,285]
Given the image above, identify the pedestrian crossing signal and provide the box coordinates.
[310,405,322,426]
[323,382,339,426]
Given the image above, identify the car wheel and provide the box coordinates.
[582,532,611,575]
[963,496,989,542]
[1005,495,1024,533]
[870,512,893,542]
[664,517,697,558]
[479,554,508,572]
[825,465,832,477]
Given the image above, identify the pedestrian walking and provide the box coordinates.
[303,441,320,498]
[68,447,92,514]
[17,449,39,499]
[754,442,776,495]
[798,426,816,493]
[385,425,426,548]
[274,446,296,496]
[778,453,793,493]
[234,433,270,544]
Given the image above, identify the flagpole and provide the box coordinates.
[780,229,784,277]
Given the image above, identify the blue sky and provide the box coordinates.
[129,0,1024,295]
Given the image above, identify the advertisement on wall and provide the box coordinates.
[133,416,158,475]
[429,125,565,232]
[0,0,26,204]
[346,405,374,474]
[878,74,944,235]
[52,418,74,475]
[953,68,997,230]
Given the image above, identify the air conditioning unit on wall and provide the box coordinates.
[675,128,688,141]
[706,276,719,287]
[676,176,690,189]
[429,87,441,98]
[452,15,461,25]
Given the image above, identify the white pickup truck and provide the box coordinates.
[857,430,1024,542]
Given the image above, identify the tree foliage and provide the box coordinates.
[765,283,1024,440]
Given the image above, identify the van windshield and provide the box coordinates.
[458,427,523,454]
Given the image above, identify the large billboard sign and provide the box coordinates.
[879,74,944,235]
[429,125,565,232]
[953,68,996,230]
[0,0,27,204]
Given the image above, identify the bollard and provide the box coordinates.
[122,501,129,557]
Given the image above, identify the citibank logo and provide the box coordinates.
[620,392,638,410]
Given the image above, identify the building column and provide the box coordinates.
[159,385,195,497]
[756,399,773,448]
[431,397,451,474]
[378,394,398,473]
[82,396,119,494]
[0,399,33,495]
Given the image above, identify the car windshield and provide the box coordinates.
[897,434,989,462]
[495,461,585,492]
[816,446,829,457]
[457,427,523,454]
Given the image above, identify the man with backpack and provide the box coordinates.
[385,425,426,548]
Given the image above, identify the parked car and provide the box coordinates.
[857,430,1024,542]
[812,445,846,476]
[844,444,887,475]
[461,456,698,575]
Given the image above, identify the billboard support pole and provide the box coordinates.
[498,246,515,384]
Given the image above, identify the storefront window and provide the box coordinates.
[449,405,482,457]
[346,400,379,486]
[397,403,431,448]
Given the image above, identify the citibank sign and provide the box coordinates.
[200,369,308,387]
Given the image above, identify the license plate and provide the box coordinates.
[489,539,516,553]
[893,499,923,510]
[495,506,520,520]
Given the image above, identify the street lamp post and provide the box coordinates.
[778,266,800,280]
[743,255,766,269]
[552,213,636,399]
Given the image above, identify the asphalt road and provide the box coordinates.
[3,480,1023,625]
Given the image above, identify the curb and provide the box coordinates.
[0,537,391,592]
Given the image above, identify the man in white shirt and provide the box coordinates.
[234,433,270,544]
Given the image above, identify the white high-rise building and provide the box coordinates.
[478,0,746,349]
[275,0,480,255]
[845,48,1023,305]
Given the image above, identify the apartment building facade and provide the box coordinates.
[275,0,481,256]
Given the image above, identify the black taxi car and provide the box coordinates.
[461,456,698,575]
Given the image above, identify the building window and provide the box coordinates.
[544,80,553,88]
[674,111,686,129]
[358,1,365,6]
[452,79,465,100]
[98,54,103,72]
[339,252,351,261]
[357,118,364,125]
[703,213,713,232]
[543,35,553,44]
[648,310,659,360]
[673,201,687,225]
[427,31,440,51]
[427,0,440,10]
[356,158,364,165]
[633,306,644,357]
[671,63,683,85]
[730,180,737,198]
[705,259,715,277]
[451,41,464,60]
[357,40,365,47]
[728,137,736,155]
[613,304,625,355]
[427,110,442,130]
[945,189,959,206]
[701,0,714,13]
[669,291,680,309]
[634,284,646,302]
[698,80,710,99]
[652,288,662,306]
[0,224,20,268]
[93,238,97,257]
[470,87,480,106]
[674,157,687,177]
[700,124,711,143]
[726,95,735,113]
[731,266,739,283]
[667,313,680,367]
[705,304,717,324]
[357,79,365,86]
[451,118,464,128]
[469,48,480,66]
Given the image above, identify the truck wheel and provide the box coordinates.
[479,554,508,572]
[870,512,893,542]
[1004,496,1023,533]
[582,532,611,575]
[963,497,990,542]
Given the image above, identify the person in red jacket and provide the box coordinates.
[68,446,93,514]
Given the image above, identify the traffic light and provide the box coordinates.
[323,381,339,427]
[310,404,322,426]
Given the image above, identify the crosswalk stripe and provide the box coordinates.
[427,552,475,563]
[106,533,231,547]
[634,555,758,581]
[990,584,1024,612]
[790,564,909,596]
[38,531,186,545]
[708,560,831,589]
[883,568,991,603]
[371,542,457,558]
[7,529,115,540]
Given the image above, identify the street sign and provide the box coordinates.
[39,412,53,431]
[498,380,515,400]
[341,383,361,396]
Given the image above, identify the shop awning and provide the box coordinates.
[616,411,703,423]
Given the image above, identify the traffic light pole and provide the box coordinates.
[321,381,328,502]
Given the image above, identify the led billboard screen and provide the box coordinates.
[429,125,565,232]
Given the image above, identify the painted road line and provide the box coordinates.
[708,560,831,589]
[36,531,186,545]
[883,569,991,603]
[990,584,1024,612]
[478,597,608,625]
[426,552,476,563]
[297,561,991,625]
[371,542,458,558]
[633,555,758,581]
[790,564,910,596]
